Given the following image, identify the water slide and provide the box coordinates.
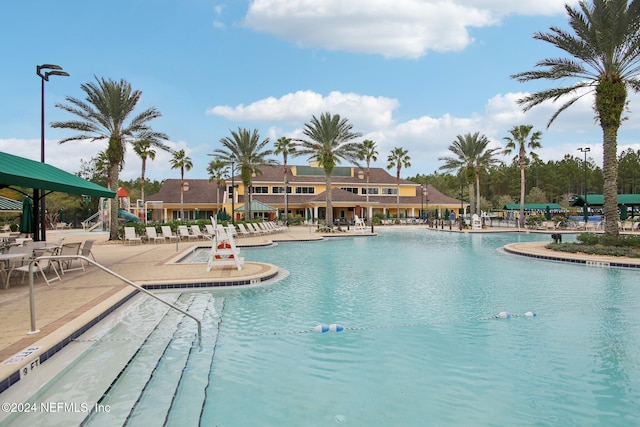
[118,208,140,223]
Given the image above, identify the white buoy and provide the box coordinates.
[497,311,511,319]
[524,311,537,317]
[314,324,329,333]
[329,324,344,332]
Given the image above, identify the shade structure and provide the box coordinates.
[19,197,33,234]
[0,151,115,198]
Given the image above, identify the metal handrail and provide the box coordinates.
[25,255,202,348]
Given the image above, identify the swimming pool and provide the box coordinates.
[2,229,640,426]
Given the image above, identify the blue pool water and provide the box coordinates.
[5,229,640,426]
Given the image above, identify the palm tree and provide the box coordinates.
[360,139,378,221]
[170,149,193,221]
[274,136,296,224]
[512,0,640,237]
[503,125,543,228]
[386,147,411,222]
[133,138,170,207]
[206,158,228,219]
[212,128,275,221]
[52,77,168,240]
[293,112,362,228]
[439,132,501,216]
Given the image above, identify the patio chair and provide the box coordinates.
[124,227,142,245]
[247,223,267,235]
[9,248,61,286]
[57,242,84,274]
[178,225,198,241]
[145,227,165,244]
[161,226,179,243]
[79,239,97,267]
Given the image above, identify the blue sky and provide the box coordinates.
[2,0,640,182]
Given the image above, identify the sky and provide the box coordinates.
[2,0,640,183]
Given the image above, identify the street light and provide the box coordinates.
[578,147,590,221]
[36,64,69,242]
[230,155,236,225]
[420,185,424,220]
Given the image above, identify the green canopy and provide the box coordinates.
[571,194,640,207]
[0,151,115,198]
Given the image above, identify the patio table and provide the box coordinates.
[0,253,29,289]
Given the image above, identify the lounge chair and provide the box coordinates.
[178,225,198,241]
[204,224,216,237]
[124,227,142,245]
[79,239,96,267]
[190,225,207,239]
[236,223,252,237]
[161,226,179,243]
[145,227,165,244]
[247,223,267,235]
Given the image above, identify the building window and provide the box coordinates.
[272,186,292,194]
[252,186,269,194]
[382,188,397,195]
[295,187,315,194]
[361,188,379,195]
[340,187,359,194]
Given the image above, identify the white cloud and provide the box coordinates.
[207,90,399,129]
[243,0,577,58]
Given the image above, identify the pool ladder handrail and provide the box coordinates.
[25,255,203,348]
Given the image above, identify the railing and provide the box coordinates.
[81,211,101,231]
[25,255,202,348]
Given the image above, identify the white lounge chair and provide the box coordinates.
[161,226,179,243]
[204,224,216,237]
[145,227,165,244]
[124,227,142,245]
[190,225,207,239]
[178,225,197,241]
[236,223,252,237]
[57,242,84,274]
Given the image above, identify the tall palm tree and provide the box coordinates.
[170,149,193,221]
[386,147,411,222]
[52,77,168,240]
[133,138,170,207]
[212,128,275,221]
[293,112,362,228]
[512,0,640,237]
[206,158,228,219]
[439,132,501,216]
[503,125,543,228]
[360,139,378,221]
[274,136,296,224]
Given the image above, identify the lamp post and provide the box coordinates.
[230,155,236,225]
[284,177,289,226]
[578,147,590,221]
[36,64,69,242]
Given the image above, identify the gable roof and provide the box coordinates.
[0,196,22,211]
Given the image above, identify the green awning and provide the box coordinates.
[235,199,277,212]
[571,194,640,207]
[0,151,115,198]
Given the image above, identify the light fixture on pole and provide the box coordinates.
[578,147,590,221]
[230,154,236,225]
[420,185,424,219]
[36,64,69,242]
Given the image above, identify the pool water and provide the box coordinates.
[5,229,640,426]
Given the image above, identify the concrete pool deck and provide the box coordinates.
[0,224,638,393]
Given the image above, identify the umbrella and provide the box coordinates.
[222,207,228,220]
[445,209,450,219]
[583,205,589,222]
[435,209,439,220]
[620,204,628,220]
[545,205,551,220]
[20,196,34,234]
